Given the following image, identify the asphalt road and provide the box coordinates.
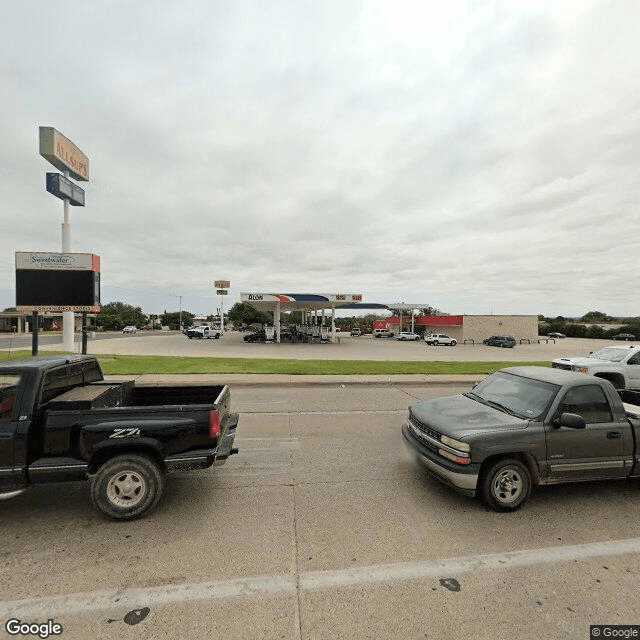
[1,383,639,639]
[0,330,151,351]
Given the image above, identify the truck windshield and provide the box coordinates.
[468,371,560,420]
[589,348,631,362]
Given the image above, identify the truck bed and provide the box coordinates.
[619,389,640,419]
[48,382,227,410]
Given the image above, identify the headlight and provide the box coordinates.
[440,435,470,452]
[439,449,471,465]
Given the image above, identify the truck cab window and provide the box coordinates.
[0,375,21,420]
[41,367,71,404]
[557,385,613,424]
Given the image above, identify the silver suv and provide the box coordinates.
[372,328,394,338]
[424,333,457,346]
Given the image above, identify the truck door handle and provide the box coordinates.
[606,431,622,439]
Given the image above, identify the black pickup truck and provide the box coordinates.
[402,366,640,511]
[0,355,238,520]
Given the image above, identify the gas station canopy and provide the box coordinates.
[240,293,366,343]
[239,293,434,343]
[240,293,364,313]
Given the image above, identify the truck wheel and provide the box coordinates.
[91,454,165,520]
[480,458,531,512]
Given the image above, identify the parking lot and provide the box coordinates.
[36,329,618,363]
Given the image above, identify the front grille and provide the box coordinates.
[552,362,572,371]
[408,414,441,452]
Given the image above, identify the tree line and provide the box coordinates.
[539,310,640,339]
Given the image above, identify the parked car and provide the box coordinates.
[372,329,394,338]
[396,331,421,341]
[552,345,640,389]
[613,333,636,341]
[483,335,516,348]
[122,326,137,333]
[243,330,266,343]
[547,332,566,339]
[350,328,362,337]
[424,333,457,346]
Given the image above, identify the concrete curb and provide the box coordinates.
[103,374,483,387]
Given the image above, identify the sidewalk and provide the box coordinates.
[102,373,484,387]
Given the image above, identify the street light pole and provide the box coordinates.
[170,293,183,329]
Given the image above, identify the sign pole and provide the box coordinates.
[61,169,75,352]
[39,128,90,353]
[81,312,88,355]
[214,281,230,334]
[31,312,39,356]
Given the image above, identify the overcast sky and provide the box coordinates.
[2,0,639,318]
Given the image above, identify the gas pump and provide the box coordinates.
[265,325,275,342]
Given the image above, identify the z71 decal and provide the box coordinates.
[109,427,141,439]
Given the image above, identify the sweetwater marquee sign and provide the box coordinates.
[15,252,101,312]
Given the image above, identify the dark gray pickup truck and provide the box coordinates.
[402,366,640,511]
[0,355,238,520]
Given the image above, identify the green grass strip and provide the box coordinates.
[0,350,550,375]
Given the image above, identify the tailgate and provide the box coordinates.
[164,410,239,472]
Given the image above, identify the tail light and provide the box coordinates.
[209,410,221,439]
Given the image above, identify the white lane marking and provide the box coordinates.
[3,537,640,619]
[240,409,407,416]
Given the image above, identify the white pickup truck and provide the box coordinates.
[552,345,640,389]
[186,325,222,339]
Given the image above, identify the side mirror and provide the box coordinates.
[554,412,586,429]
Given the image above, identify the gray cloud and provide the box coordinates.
[1,0,639,318]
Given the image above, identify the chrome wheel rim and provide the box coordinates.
[107,471,146,508]
[492,468,524,505]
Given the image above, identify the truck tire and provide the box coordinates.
[91,454,166,520]
[480,458,531,512]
